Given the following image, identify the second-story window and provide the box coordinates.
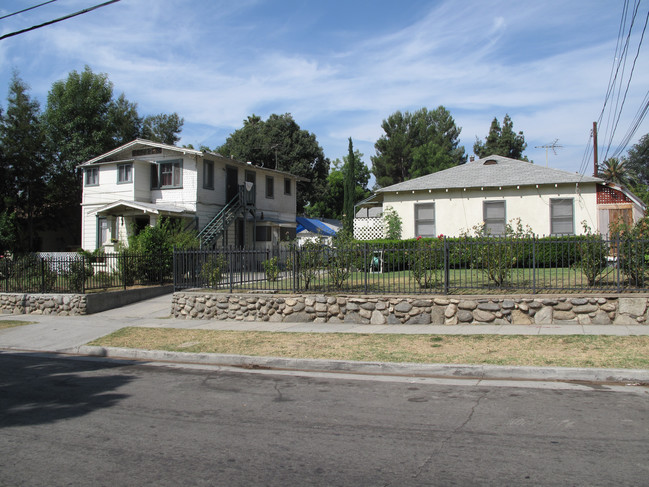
[266,176,274,198]
[203,160,214,190]
[284,177,291,195]
[117,164,132,183]
[85,167,99,186]
[151,159,183,189]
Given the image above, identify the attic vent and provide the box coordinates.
[483,159,498,165]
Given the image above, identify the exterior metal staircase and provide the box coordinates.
[199,184,255,248]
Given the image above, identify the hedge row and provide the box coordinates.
[350,236,606,271]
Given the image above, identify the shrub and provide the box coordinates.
[66,259,94,293]
[263,256,280,281]
[201,253,227,288]
[462,218,533,287]
[5,254,58,292]
[383,206,402,240]
[295,240,324,290]
[573,222,608,286]
[611,217,649,287]
[409,237,443,288]
[95,271,112,289]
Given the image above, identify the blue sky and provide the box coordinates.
[1,0,648,184]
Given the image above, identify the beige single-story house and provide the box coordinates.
[354,154,645,239]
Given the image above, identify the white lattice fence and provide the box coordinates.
[353,217,385,240]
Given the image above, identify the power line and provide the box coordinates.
[0,0,120,41]
[605,7,649,161]
[0,0,58,21]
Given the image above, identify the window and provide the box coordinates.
[284,178,291,195]
[483,201,506,235]
[550,198,574,235]
[97,217,109,247]
[85,167,99,186]
[266,176,274,198]
[414,203,436,237]
[203,160,214,190]
[256,226,272,242]
[151,159,182,189]
[117,164,132,183]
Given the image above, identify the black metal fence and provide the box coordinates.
[0,252,171,294]
[174,236,649,294]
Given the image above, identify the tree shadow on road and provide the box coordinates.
[0,352,136,428]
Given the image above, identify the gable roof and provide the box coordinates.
[77,138,309,181]
[376,155,603,193]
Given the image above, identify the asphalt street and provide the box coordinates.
[1,352,648,486]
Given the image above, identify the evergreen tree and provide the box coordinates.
[371,106,466,187]
[625,133,649,185]
[218,113,330,212]
[0,73,49,250]
[343,138,356,232]
[473,114,528,160]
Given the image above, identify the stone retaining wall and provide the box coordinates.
[172,292,649,326]
[0,293,86,315]
[1,286,172,316]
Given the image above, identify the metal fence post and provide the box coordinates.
[616,233,621,293]
[364,243,368,294]
[229,248,234,293]
[40,257,45,293]
[172,246,177,291]
[81,255,86,294]
[444,237,449,295]
[532,236,536,294]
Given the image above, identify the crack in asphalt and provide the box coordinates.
[411,389,489,480]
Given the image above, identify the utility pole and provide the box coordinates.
[592,121,598,177]
[534,139,563,167]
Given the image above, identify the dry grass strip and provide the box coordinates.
[89,327,649,369]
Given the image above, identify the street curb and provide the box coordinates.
[75,346,649,384]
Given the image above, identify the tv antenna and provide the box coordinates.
[535,139,563,167]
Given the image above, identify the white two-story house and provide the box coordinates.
[79,139,304,251]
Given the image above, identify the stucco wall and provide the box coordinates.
[383,183,599,238]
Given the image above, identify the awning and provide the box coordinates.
[89,200,194,217]
[296,217,337,236]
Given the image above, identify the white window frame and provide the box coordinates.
[414,203,436,237]
[117,163,132,184]
[550,198,574,235]
[151,159,183,189]
[483,201,506,235]
[85,167,99,186]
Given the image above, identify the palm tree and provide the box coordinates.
[599,158,635,187]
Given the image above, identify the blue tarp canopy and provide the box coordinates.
[296,217,337,236]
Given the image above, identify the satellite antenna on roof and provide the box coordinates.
[535,139,563,167]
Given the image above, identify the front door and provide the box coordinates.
[226,167,238,203]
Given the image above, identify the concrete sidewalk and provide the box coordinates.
[1,294,649,384]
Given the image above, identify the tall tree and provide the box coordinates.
[305,149,370,220]
[343,138,356,232]
[371,106,466,188]
[217,113,330,212]
[625,133,649,185]
[0,74,48,250]
[142,112,184,145]
[473,114,528,160]
[109,93,142,146]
